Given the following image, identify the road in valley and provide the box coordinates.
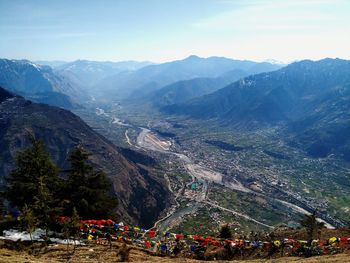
[203,200,274,229]
[124,130,132,146]
[106,113,337,230]
[133,128,283,231]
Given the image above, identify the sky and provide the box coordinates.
[0,0,350,63]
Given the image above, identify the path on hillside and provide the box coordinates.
[203,200,274,228]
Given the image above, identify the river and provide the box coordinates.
[104,110,337,229]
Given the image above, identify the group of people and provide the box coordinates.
[78,219,350,259]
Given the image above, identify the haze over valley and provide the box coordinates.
[0,1,350,261]
[1,54,349,232]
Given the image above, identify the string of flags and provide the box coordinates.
[57,217,350,255]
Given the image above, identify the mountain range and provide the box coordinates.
[54,60,153,88]
[2,56,348,164]
[0,56,283,107]
[1,55,349,228]
[0,59,80,109]
[88,55,283,100]
[0,86,169,227]
[162,58,350,161]
[141,63,284,107]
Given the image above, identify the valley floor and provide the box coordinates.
[76,104,350,233]
[0,244,349,263]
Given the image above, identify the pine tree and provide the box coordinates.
[33,177,57,238]
[86,170,117,218]
[62,219,70,252]
[64,146,117,218]
[5,136,61,210]
[20,204,37,244]
[69,207,81,252]
[300,211,325,242]
[62,208,80,253]
[219,224,232,239]
[0,193,5,221]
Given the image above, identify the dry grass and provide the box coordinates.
[0,243,349,263]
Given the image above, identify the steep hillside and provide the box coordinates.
[162,58,350,161]
[142,64,284,107]
[145,77,227,107]
[0,59,80,109]
[0,86,169,227]
[92,55,282,100]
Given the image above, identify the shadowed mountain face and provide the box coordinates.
[162,58,350,161]
[0,87,13,103]
[0,59,81,109]
[146,77,229,107]
[141,64,284,107]
[0,86,169,227]
[90,55,283,100]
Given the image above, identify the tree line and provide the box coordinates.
[1,136,117,236]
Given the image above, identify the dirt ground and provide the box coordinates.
[271,227,350,241]
[0,243,349,263]
[1,228,349,262]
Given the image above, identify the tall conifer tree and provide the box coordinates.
[65,146,117,218]
[5,136,61,210]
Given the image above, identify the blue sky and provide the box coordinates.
[0,0,349,62]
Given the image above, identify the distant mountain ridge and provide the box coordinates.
[56,59,153,87]
[0,86,169,227]
[1,57,283,107]
[91,55,283,100]
[0,59,80,109]
[162,58,350,161]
